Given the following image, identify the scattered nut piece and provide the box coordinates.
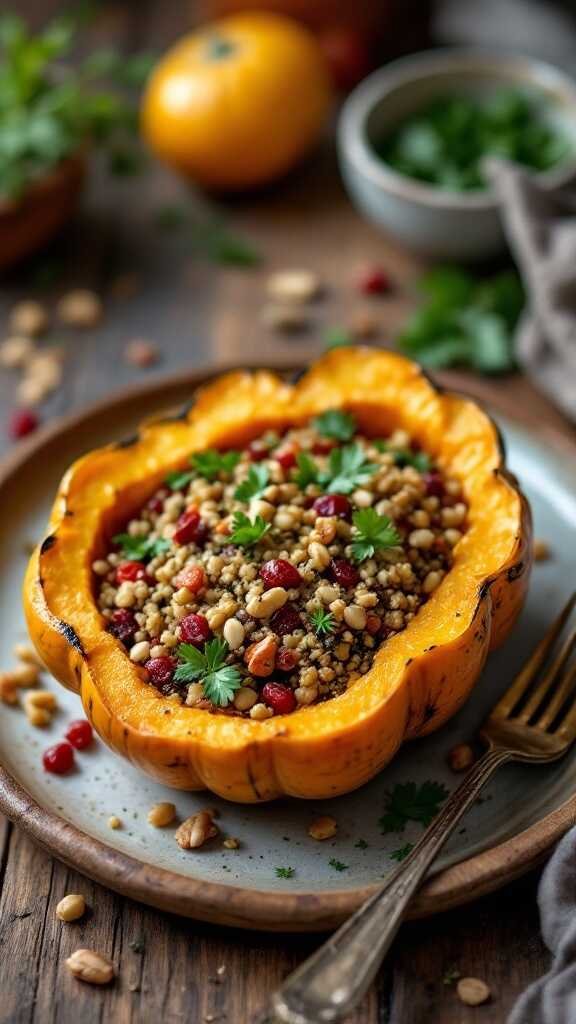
[25,690,56,711]
[175,810,219,849]
[456,977,491,1006]
[56,894,86,922]
[308,816,337,841]
[147,801,177,828]
[245,635,278,677]
[0,336,35,368]
[9,301,48,337]
[534,539,551,562]
[65,948,115,985]
[261,303,308,333]
[108,815,122,830]
[447,743,475,773]
[124,338,160,368]
[25,705,52,728]
[13,643,44,668]
[0,677,18,705]
[267,269,320,304]
[9,664,40,688]
[223,837,240,849]
[57,289,102,328]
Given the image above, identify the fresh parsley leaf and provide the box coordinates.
[379,780,449,834]
[390,842,414,862]
[234,464,269,502]
[275,866,295,879]
[113,533,170,561]
[165,469,194,491]
[310,609,336,636]
[394,449,432,472]
[293,452,320,489]
[354,838,369,849]
[351,508,401,562]
[229,511,271,548]
[442,966,461,987]
[191,218,261,267]
[328,858,349,872]
[174,637,241,707]
[325,443,378,495]
[193,449,240,481]
[314,409,357,442]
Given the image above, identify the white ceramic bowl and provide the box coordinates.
[337,49,576,260]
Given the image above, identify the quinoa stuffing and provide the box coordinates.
[94,411,467,718]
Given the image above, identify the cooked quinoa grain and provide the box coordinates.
[96,413,467,717]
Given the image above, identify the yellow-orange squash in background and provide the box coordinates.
[24,349,532,802]
[140,12,332,190]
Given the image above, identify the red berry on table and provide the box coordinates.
[260,559,302,590]
[261,682,296,715]
[108,608,137,646]
[173,507,203,545]
[9,409,39,440]
[328,558,360,588]
[180,613,212,646]
[65,719,94,750]
[276,648,299,672]
[43,742,74,775]
[270,603,302,636]
[356,265,391,296]
[313,494,352,520]
[173,564,207,594]
[145,656,177,689]
[115,560,147,584]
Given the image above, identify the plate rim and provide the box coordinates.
[1,361,575,932]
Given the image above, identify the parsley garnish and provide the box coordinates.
[390,842,414,862]
[351,508,401,562]
[165,469,194,491]
[192,449,240,480]
[229,511,271,548]
[328,858,349,872]
[309,609,336,636]
[314,410,357,442]
[379,780,449,834]
[325,443,378,495]
[174,638,241,707]
[373,440,431,472]
[234,464,269,502]
[275,866,295,879]
[113,534,170,561]
[354,838,369,850]
[293,452,320,489]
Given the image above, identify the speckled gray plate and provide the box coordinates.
[0,369,575,932]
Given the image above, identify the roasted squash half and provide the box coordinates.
[24,348,532,801]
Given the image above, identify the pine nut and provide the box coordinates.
[56,894,86,922]
[147,802,176,827]
[246,587,287,618]
[65,948,115,985]
[308,816,337,841]
[223,618,245,649]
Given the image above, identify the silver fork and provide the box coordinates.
[265,592,576,1024]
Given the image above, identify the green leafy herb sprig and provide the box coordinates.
[165,448,240,490]
[351,509,401,563]
[379,780,449,834]
[398,266,524,374]
[314,409,357,442]
[309,609,336,636]
[0,12,155,200]
[234,464,269,502]
[374,440,432,473]
[174,637,241,707]
[113,533,169,561]
[275,866,295,879]
[229,511,271,548]
[292,441,377,494]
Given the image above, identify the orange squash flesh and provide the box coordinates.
[24,349,532,802]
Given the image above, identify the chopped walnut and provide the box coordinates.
[175,810,219,849]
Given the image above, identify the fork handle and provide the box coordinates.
[271,747,513,1024]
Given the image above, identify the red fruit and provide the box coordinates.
[43,742,74,775]
[312,438,337,455]
[9,409,39,440]
[275,443,299,469]
[424,472,444,498]
[116,560,147,584]
[270,603,302,636]
[173,564,206,594]
[313,494,352,520]
[108,608,137,645]
[260,559,302,590]
[328,558,359,588]
[248,439,269,461]
[356,265,391,296]
[173,507,202,545]
[65,719,93,750]
[147,490,168,514]
[276,648,299,672]
[145,656,177,688]
[318,26,372,92]
[365,614,382,636]
[261,681,296,715]
[180,613,212,646]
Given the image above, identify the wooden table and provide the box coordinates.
[1,3,573,1021]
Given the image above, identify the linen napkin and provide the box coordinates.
[485,159,576,422]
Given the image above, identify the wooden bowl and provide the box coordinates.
[0,155,86,273]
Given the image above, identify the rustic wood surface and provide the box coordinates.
[1,1,573,1021]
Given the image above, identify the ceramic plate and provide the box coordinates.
[1,368,575,932]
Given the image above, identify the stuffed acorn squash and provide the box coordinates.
[24,348,532,801]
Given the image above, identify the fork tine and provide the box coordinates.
[537,656,576,730]
[493,592,576,719]
[517,625,576,724]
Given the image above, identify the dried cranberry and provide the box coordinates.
[424,472,444,498]
[248,439,269,461]
[356,265,391,295]
[173,564,206,594]
[180,613,212,646]
[260,559,302,590]
[147,490,168,514]
[313,494,352,520]
[145,656,177,688]
[276,648,299,672]
[270,604,302,636]
[43,742,74,774]
[328,558,359,588]
[275,444,298,469]
[65,719,94,750]
[9,409,39,440]
[108,609,137,645]
[312,438,337,455]
[116,560,147,584]
[365,614,382,636]
[173,507,202,545]
[261,682,296,715]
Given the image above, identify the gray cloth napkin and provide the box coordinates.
[508,825,576,1023]
[486,159,576,421]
